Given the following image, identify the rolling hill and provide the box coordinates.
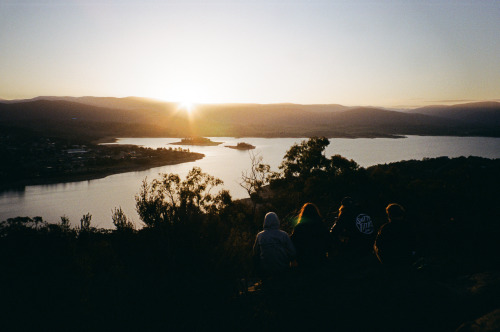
[410,101,500,126]
[1,97,499,142]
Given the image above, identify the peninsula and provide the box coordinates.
[0,134,204,189]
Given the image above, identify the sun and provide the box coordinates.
[178,101,195,114]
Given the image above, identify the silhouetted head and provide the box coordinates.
[298,203,323,225]
[263,212,280,230]
[341,196,354,208]
[386,203,405,222]
[339,196,355,215]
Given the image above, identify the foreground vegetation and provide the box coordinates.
[1,137,499,331]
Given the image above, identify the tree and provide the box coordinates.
[240,152,272,216]
[329,154,360,176]
[80,213,92,231]
[270,137,364,214]
[60,215,71,231]
[135,167,231,227]
[278,136,330,180]
[32,216,46,230]
[111,207,134,231]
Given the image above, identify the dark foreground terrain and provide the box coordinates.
[1,138,499,331]
[1,214,498,332]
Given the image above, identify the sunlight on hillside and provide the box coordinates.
[178,101,195,115]
[175,100,200,137]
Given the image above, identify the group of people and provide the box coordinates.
[253,198,416,279]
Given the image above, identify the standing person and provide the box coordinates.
[330,197,376,259]
[253,212,296,279]
[291,203,331,270]
[374,203,416,266]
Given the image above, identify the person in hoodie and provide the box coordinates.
[253,212,296,279]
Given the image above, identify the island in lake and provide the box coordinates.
[170,137,223,146]
[225,142,256,150]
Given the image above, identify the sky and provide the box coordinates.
[1,0,499,107]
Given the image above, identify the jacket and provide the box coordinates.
[253,212,296,277]
[330,205,375,256]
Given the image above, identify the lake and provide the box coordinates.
[1,136,499,229]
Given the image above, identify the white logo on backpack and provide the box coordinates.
[355,214,374,235]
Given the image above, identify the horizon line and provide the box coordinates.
[1,95,500,109]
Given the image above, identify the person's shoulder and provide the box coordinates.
[278,229,292,238]
[377,222,390,233]
[256,230,267,238]
[294,222,306,230]
[292,223,306,236]
[393,220,412,232]
[379,222,403,237]
[380,221,392,229]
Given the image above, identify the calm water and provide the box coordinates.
[1,136,499,228]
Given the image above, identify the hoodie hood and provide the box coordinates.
[263,212,280,230]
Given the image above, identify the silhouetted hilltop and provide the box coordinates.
[333,106,456,126]
[328,107,472,136]
[410,101,500,126]
[0,99,148,123]
[33,96,179,113]
[0,99,189,141]
[2,97,500,140]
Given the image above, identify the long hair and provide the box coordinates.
[297,202,323,225]
[386,203,405,222]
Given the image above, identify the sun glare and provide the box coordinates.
[178,101,195,114]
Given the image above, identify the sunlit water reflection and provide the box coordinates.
[1,136,499,228]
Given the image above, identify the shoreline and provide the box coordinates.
[0,153,204,191]
[91,136,119,144]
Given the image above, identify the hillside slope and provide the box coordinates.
[410,101,500,126]
[1,98,499,140]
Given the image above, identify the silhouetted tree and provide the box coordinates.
[32,216,45,230]
[240,152,272,216]
[135,166,232,227]
[279,136,330,181]
[329,154,360,176]
[60,215,71,231]
[271,137,363,215]
[111,206,134,231]
[80,213,92,231]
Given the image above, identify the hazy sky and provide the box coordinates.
[1,0,499,107]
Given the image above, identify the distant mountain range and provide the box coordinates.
[409,102,500,126]
[1,97,499,141]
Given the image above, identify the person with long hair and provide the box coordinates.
[374,203,416,266]
[291,203,331,269]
